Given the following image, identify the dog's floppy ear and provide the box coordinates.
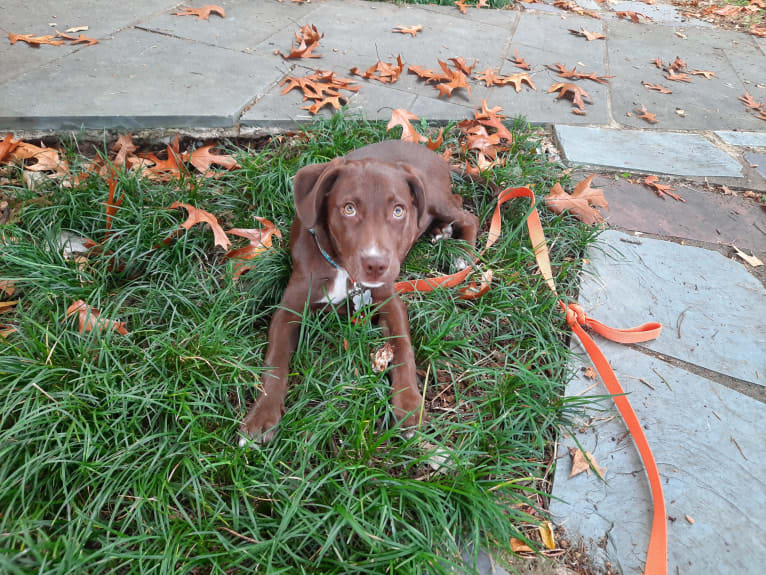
[293,157,346,230]
[397,163,428,228]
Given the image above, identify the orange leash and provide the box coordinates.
[397,186,667,575]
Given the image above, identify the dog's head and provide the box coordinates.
[293,157,427,287]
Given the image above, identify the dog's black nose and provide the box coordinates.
[361,255,388,280]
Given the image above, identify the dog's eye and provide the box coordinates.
[343,203,356,216]
[392,205,405,218]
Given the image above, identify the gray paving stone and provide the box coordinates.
[0,28,283,131]
[253,0,514,106]
[488,13,610,125]
[417,2,519,28]
[593,175,766,253]
[745,152,766,179]
[241,78,419,127]
[550,342,766,574]
[577,230,766,385]
[0,0,179,84]
[607,20,764,131]
[716,131,766,147]
[409,95,474,122]
[554,126,744,177]
[518,2,565,15]
[608,2,712,27]
[136,0,318,55]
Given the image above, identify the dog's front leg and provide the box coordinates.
[240,283,307,445]
[377,293,425,436]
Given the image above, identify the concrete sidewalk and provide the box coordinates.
[2,1,765,573]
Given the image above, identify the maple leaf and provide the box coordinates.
[140,140,189,181]
[651,57,663,69]
[168,202,231,249]
[569,28,606,41]
[454,0,469,14]
[0,300,18,314]
[8,33,65,46]
[502,72,536,92]
[669,56,687,71]
[66,300,128,336]
[733,246,764,268]
[433,62,471,99]
[616,10,652,23]
[426,129,444,151]
[689,69,716,80]
[185,144,241,174]
[0,134,21,164]
[750,24,766,38]
[642,82,672,94]
[568,447,607,479]
[643,175,685,202]
[510,538,533,553]
[387,109,427,144]
[474,100,513,142]
[574,71,612,84]
[392,25,423,37]
[548,82,593,112]
[548,62,579,79]
[665,69,692,82]
[226,218,282,280]
[584,366,597,379]
[553,0,603,18]
[172,5,225,20]
[634,104,658,124]
[509,49,531,70]
[408,65,450,84]
[544,175,607,225]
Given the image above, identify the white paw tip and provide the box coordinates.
[403,430,415,440]
[238,436,247,447]
[455,257,469,271]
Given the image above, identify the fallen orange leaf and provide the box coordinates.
[168,202,231,250]
[568,447,607,478]
[634,104,658,124]
[8,33,65,46]
[226,218,282,280]
[66,300,128,335]
[544,175,607,225]
[185,144,241,174]
[643,175,685,202]
[172,4,225,20]
[392,25,423,37]
[387,109,427,144]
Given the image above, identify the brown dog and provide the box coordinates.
[239,140,478,444]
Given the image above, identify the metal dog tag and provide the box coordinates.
[350,283,372,312]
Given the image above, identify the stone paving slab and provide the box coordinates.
[0,28,283,130]
[577,230,766,385]
[0,0,179,84]
[745,152,766,180]
[716,130,766,147]
[592,175,766,253]
[607,20,764,131]
[555,126,744,177]
[608,2,712,27]
[550,340,766,574]
[135,0,320,55]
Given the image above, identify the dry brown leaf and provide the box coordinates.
[172,5,225,20]
[690,69,716,79]
[473,68,504,87]
[733,246,764,267]
[448,57,478,75]
[0,280,14,297]
[0,300,18,313]
[544,175,607,225]
[739,91,763,110]
[634,104,658,124]
[539,522,556,550]
[454,0,470,14]
[569,28,606,41]
[643,175,685,202]
[509,49,531,70]
[616,10,652,23]
[105,176,123,231]
[111,134,137,167]
[168,202,231,250]
[548,82,593,112]
[140,140,189,181]
[8,33,65,46]
[0,133,21,163]
[568,447,607,478]
[584,366,597,379]
[670,56,687,71]
[350,55,405,84]
[56,31,98,46]
[279,24,323,59]
[66,300,128,335]
[65,25,89,33]
[553,1,603,18]
[433,60,471,98]
[0,325,15,338]
[225,218,282,280]
[392,25,423,37]
[642,82,672,94]
[10,142,69,175]
[651,57,663,69]
[185,144,241,174]
[665,69,692,83]
[502,72,536,92]
[387,109,427,144]
[510,538,533,553]
[426,129,444,151]
[685,514,695,524]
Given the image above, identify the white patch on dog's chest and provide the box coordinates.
[316,269,350,304]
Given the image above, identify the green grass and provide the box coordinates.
[0,113,598,574]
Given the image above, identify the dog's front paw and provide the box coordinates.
[431,223,454,243]
[238,399,284,446]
